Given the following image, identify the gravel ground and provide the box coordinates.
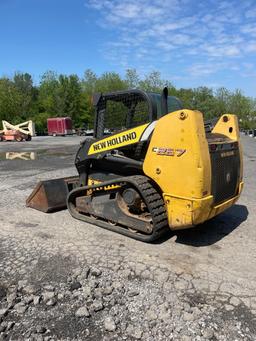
[0,134,255,341]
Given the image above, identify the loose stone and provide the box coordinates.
[103,286,113,295]
[33,296,41,305]
[128,289,139,297]
[23,285,37,295]
[91,268,102,277]
[0,309,8,318]
[75,306,90,317]
[42,291,55,302]
[104,316,116,332]
[14,303,28,314]
[37,326,47,334]
[46,298,57,306]
[91,300,104,312]
[70,281,82,291]
[202,328,214,339]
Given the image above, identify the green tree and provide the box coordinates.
[0,78,22,123]
[57,74,86,126]
[75,91,92,128]
[38,71,59,115]
[174,88,194,108]
[214,87,230,115]
[95,72,128,93]
[227,90,251,117]
[125,68,140,89]
[37,71,88,128]
[82,69,97,95]
[139,71,173,93]
[139,71,164,92]
[0,68,255,132]
[13,72,35,118]
[227,89,256,129]
[190,87,217,118]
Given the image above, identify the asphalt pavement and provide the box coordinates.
[0,134,255,340]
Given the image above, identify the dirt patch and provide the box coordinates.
[0,239,6,262]
[50,314,103,340]
[185,292,207,306]
[29,255,77,284]
[15,222,39,228]
[0,284,7,301]
[221,303,256,335]
[36,232,54,240]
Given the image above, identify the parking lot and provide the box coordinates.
[0,134,255,340]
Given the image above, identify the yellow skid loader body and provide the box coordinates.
[143,109,243,229]
[26,105,243,240]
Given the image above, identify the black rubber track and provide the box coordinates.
[67,175,168,242]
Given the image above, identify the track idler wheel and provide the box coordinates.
[122,188,142,210]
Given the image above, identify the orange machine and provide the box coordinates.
[0,120,34,142]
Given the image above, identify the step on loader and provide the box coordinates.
[26,88,243,242]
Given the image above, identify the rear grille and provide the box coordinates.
[210,148,240,205]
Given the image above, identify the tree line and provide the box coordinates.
[0,69,255,133]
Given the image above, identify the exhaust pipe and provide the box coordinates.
[161,86,168,115]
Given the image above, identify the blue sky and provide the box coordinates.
[0,0,256,97]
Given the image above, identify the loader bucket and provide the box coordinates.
[26,176,79,213]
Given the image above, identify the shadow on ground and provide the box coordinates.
[155,204,248,246]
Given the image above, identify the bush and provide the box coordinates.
[32,112,51,135]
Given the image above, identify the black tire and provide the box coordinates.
[15,135,23,142]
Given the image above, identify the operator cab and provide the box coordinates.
[92,88,183,138]
[147,92,183,119]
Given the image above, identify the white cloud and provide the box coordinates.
[202,44,241,57]
[188,63,222,77]
[86,0,256,81]
[245,42,256,52]
[187,61,242,78]
[245,8,256,18]
[150,16,197,35]
[243,62,254,69]
[241,24,256,36]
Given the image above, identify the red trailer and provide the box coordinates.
[47,117,73,136]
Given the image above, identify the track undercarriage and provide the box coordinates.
[67,175,168,242]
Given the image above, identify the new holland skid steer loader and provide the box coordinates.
[26,88,243,242]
